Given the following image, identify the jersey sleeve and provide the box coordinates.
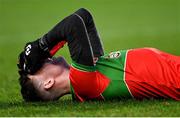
[39,8,104,67]
[74,8,104,57]
[69,66,110,102]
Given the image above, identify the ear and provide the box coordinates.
[43,78,55,90]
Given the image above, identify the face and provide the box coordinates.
[28,57,66,100]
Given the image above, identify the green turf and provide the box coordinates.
[0,0,179,116]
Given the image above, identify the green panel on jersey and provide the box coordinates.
[71,50,132,100]
[71,61,96,72]
[96,50,132,99]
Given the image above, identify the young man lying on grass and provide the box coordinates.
[17,8,180,102]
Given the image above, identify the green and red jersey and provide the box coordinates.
[39,8,179,101]
[69,48,180,101]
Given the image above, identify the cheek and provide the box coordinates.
[33,72,47,84]
[46,65,62,77]
[32,77,43,91]
[42,63,64,78]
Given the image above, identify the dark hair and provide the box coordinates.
[19,74,43,102]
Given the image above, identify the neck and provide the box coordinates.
[55,67,71,97]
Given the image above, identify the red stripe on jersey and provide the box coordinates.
[69,66,110,102]
[50,41,66,56]
[125,48,180,100]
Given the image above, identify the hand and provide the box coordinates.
[17,39,51,74]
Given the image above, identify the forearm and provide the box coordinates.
[74,8,104,57]
[40,9,95,66]
[40,8,104,58]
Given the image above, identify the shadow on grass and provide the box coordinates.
[0,99,74,109]
[0,98,174,110]
[0,98,179,117]
[0,98,132,109]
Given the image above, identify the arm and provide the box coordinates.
[74,8,104,57]
[18,8,103,74]
[41,8,104,62]
[40,8,94,66]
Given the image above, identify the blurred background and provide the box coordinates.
[0,0,179,115]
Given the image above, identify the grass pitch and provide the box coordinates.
[0,0,179,116]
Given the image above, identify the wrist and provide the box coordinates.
[38,38,49,52]
[38,38,51,57]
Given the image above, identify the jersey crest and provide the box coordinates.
[107,51,121,59]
